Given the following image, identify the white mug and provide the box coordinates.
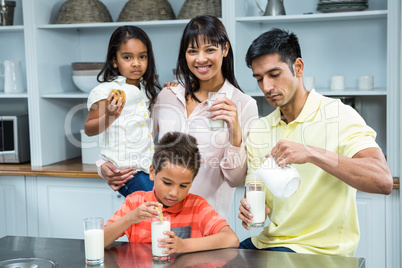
[304,76,315,91]
[358,75,374,90]
[330,75,345,91]
[0,59,24,93]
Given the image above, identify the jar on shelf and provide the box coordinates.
[53,0,112,24]
[117,0,175,22]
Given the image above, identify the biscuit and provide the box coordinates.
[155,206,163,222]
[110,89,126,102]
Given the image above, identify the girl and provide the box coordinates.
[85,26,161,197]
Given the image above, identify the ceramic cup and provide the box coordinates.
[358,75,374,90]
[0,59,24,93]
[304,76,315,91]
[330,76,345,91]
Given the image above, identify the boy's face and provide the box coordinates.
[149,162,193,207]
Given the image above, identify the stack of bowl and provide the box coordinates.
[72,62,104,93]
[317,0,368,13]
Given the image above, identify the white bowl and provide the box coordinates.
[72,75,100,93]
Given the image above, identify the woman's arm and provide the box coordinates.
[220,98,259,187]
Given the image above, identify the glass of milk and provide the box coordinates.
[245,181,266,227]
[151,214,171,261]
[83,217,104,265]
[207,92,226,131]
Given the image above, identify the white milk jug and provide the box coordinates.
[0,59,24,93]
[254,155,300,198]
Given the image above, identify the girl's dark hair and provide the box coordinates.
[245,28,302,76]
[98,25,161,108]
[176,15,241,103]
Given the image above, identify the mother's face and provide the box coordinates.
[185,36,228,84]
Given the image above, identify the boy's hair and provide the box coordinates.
[152,132,200,178]
[176,15,241,103]
[98,25,161,108]
[245,28,302,76]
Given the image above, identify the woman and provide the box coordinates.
[99,15,258,220]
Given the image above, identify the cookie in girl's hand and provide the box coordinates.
[110,89,126,102]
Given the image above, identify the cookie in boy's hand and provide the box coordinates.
[110,89,126,102]
[155,206,163,222]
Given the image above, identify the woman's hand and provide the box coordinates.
[100,161,135,191]
[164,81,179,88]
[209,97,242,147]
[105,92,125,118]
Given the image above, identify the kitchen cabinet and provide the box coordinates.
[0,175,27,237]
[0,0,399,267]
[35,176,124,239]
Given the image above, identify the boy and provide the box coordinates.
[104,132,239,253]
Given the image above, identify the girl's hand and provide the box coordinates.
[131,202,162,224]
[105,92,125,118]
[164,81,179,88]
[159,231,185,254]
[208,97,242,147]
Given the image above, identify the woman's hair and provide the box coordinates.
[245,28,301,76]
[176,15,241,103]
[98,25,161,107]
[152,132,200,179]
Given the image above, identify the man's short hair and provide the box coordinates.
[245,28,302,75]
[152,132,200,178]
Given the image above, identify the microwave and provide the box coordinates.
[0,114,30,163]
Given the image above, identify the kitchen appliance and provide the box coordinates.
[0,114,30,163]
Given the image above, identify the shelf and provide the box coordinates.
[0,92,28,98]
[246,88,387,97]
[42,92,88,99]
[0,25,24,32]
[37,19,190,30]
[236,10,387,24]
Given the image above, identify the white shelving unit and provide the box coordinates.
[0,0,400,266]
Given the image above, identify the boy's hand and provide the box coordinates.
[159,231,185,254]
[131,202,162,224]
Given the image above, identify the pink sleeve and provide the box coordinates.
[220,97,259,187]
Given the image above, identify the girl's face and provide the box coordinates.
[113,38,148,87]
[185,37,228,85]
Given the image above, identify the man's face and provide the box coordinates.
[251,53,299,108]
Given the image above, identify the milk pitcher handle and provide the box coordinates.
[255,0,265,16]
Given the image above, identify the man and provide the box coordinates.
[238,28,393,256]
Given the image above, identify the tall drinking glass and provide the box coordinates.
[151,214,171,261]
[207,92,226,131]
[83,217,104,265]
[246,181,266,227]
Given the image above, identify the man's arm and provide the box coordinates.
[271,140,393,195]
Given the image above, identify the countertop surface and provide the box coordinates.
[0,236,365,268]
[0,157,399,189]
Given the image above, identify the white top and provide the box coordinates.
[87,76,154,172]
[153,80,259,220]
